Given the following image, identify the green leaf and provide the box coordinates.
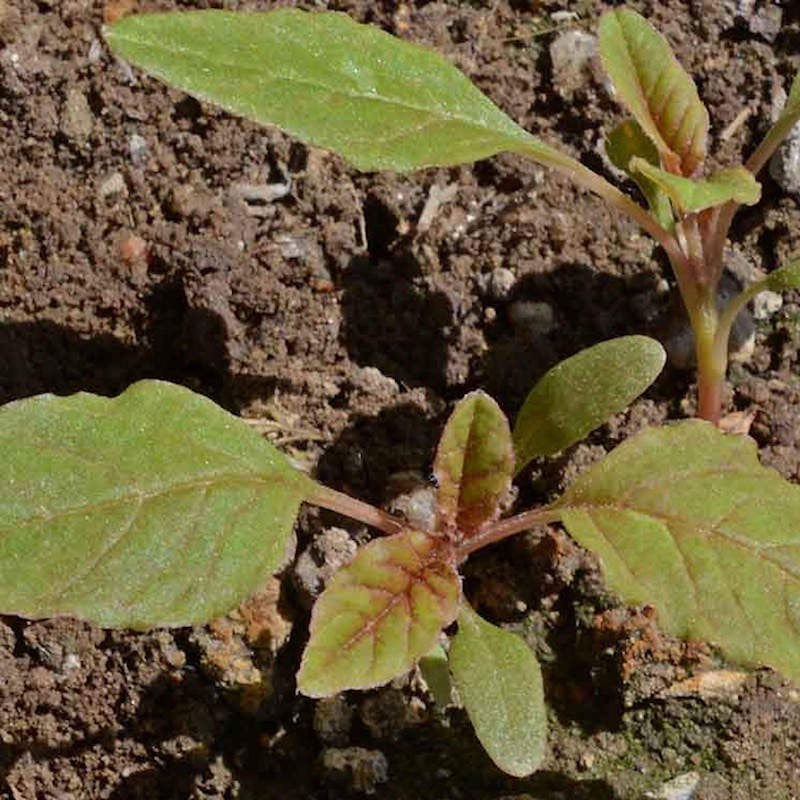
[606,119,673,228]
[513,336,666,472]
[630,158,761,213]
[297,528,460,696]
[104,9,564,172]
[599,8,709,175]
[764,257,800,292]
[554,420,800,684]
[449,603,546,777]
[434,391,514,539]
[418,642,453,707]
[0,381,312,629]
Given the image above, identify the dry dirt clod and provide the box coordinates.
[320,746,389,795]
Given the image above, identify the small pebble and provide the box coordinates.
[61,88,93,141]
[98,171,127,201]
[487,267,515,302]
[128,133,150,165]
[320,747,388,794]
[752,289,783,320]
[645,771,700,800]
[294,527,357,602]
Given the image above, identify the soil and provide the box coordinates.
[1,0,800,798]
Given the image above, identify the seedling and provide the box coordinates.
[104,6,800,424]
[3,336,800,777]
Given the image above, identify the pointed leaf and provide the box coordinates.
[449,603,546,777]
[631,158,760,213]
[513,336,666,472]
[297,529,460,696]
[554,420,800,684]
[105,9,564,172]
[599,8,709,175]
[434,391,514,538]
[606,119,673,228]
[764,257,800,292]
[0,381,313,628]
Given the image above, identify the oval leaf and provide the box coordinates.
[297,529,460,697]
[606,119,673,228]
[513,336,666,472]
[105,9,559,172]
[555,420,800,683]
[449,603,546,777]
[0,381,313,628]
[631,158,761,213]
[765,257,800,292]
[599,9,709,175]
[434,391,514,538]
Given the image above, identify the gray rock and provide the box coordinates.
[752,288,783,320]
[294,527,357,602]
[770,122,800,195]
[645,770,700,800]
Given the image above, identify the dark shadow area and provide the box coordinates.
[0,278,295,412]
[315,400,441,508]
[339,253,456,393]
[477,262,668,413]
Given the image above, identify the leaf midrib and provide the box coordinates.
[110,30,527,146]
[0,472,286,532]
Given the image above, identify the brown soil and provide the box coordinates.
[1,1,800,798]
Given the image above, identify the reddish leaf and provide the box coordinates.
[297,529,460,696]
[433,391,514,539]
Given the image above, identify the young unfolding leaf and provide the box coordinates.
[297,529,460,696]
[449,603,546,777]
[434,391,514,538]
[599,8,709,176]
[0,381,313,628]
[630,158,760,214]
[513,336,666,472]
[555,421,800,684]
[606,119,673,228]
[105,9,564,172]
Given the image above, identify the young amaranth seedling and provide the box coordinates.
[3,336,800,777]
[103,6,800,425]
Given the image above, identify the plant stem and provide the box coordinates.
[306,484,405,536]
[692,290,725,425]
[457,506,563,561]
[517,144,683,264]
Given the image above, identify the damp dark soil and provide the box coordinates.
[2,1,800,798]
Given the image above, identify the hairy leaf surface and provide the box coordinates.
[555,421,800,683]
[631,159,760,213]
[434,391,514,538]
[297,529,460,696]
[450,603,546,777]
[599,9,708,175]
[513,337,665,472]
[0,381,312,628]
[105,9,566,172]
[764,257,800,292]
[606,119,673,228]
